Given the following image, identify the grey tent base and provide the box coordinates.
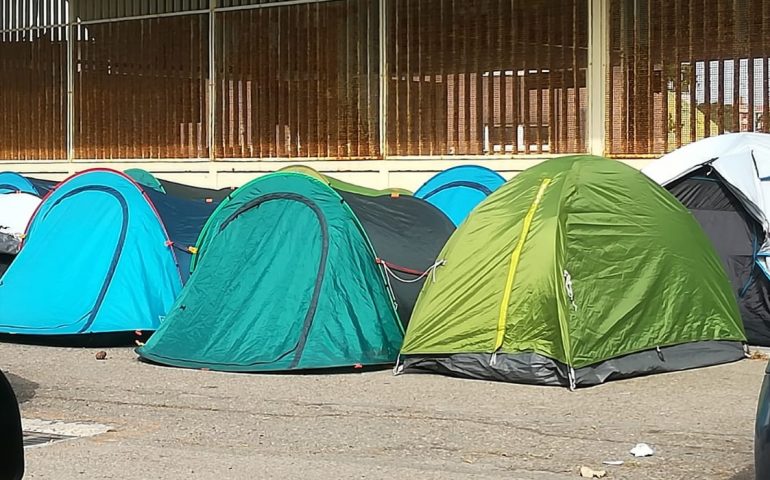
[400,340,746,388]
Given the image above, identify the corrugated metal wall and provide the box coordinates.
[11,0,764,160]
[0,0,67,160]
[0,0,596,161]
[608,0,770,156]
[73,15,209,159]
[386,0,588,156]
[214,0,380,159]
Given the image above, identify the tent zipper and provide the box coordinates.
[492,178,552,365]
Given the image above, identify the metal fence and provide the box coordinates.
[4,0,766,161]
[0,0,591,161]
[607,0,770,156]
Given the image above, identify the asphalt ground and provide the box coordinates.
[1,342,764,479]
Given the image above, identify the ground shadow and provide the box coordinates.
[0,331,150,348]
[137,355,393,375]
[729,465,753,480]
[5,372,38,404]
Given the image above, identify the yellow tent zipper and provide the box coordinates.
[491,178,551,364]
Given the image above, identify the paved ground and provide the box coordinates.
[0,343,764,480]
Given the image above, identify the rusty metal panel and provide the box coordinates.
[0,27,67,160]
[386,0,588,156]
[608,0,770,157]
[0,1,68,160]
[217,0,303,8]
[214,0,379,159]
[73,14,209,159]
[75,0,209,23]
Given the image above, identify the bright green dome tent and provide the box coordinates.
[137,172,403,372]
[399,155,746,388]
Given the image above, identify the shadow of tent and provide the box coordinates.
[5,373,37,404]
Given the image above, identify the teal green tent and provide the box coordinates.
[137,172,404,372]
[124,168,166,193]
[400,155,746,388]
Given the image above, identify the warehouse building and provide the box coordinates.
[0,0,767,188]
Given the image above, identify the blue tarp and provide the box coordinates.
[0,169,212,336]
[414,166,505,226]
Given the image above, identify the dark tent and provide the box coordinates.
[159,179,233,202]
[27,177,56,196]
[339,191,455,326]
[667,167,770,346]
[0,369,24,480]
[144,188,218,279]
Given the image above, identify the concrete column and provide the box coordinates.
[587,0,609,157]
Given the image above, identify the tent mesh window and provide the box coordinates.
[0,0,68,161]
[73,15,210,159]
[386,0,589,156]
[214,0,380,159]
[608,0,770,157]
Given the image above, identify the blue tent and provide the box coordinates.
[0,169,215,339]
[414,165,505,226]
[0,171,55,196]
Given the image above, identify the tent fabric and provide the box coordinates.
[280,165,412,196]
[414,165,505,226]
[400,155,746,388]
[143,188,218,280]
[338,191,455,326]
[643,133,770,345]
[643,133,770,254]
[0,169,183,337]
[0,369,23,480]
[0,190,44,275]
[124,168,166,193]
[137,172,403,372]
[28,177,56,196]
[0,171,48,196]
[159,178,233,202]
[666,169,770,346]
[0,193,41,236]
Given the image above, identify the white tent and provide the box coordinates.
[643,132,770,271]
[0,192,41,237]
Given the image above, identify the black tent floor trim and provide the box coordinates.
[400,340,746,388]
[0,331,153,348]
